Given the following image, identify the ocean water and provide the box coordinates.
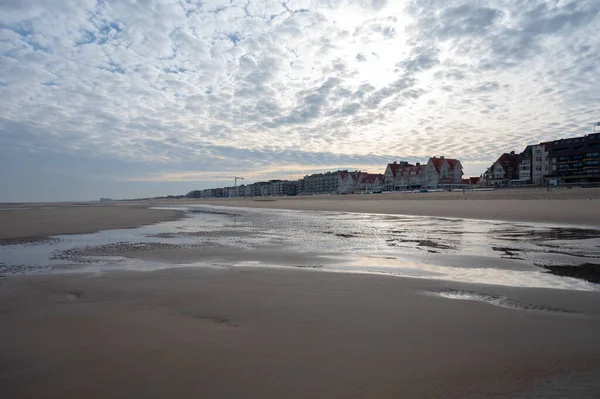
[1,205,599,291]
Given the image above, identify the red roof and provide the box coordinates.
[339,171,361,181]
[398,165,425,176]
[387,163,404,176]
[429,157,461,173]
[360,173,383,184]
[495,153,521,172]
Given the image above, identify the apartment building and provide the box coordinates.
[543,133,600,184]
[271,180,298,196]
[383,161,411,189]
[519,144,550,184]
[299,171,342,194]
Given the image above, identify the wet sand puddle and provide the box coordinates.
[1,205,599,292]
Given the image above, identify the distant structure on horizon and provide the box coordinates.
[185,155,469,199]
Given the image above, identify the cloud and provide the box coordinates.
[1,0,599,200]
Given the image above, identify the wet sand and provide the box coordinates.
[0,203,183,242]
[1,268,599,399]
[156,188,600,226]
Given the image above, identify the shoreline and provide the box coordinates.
[1,189,599,243]
[151,191,600,226]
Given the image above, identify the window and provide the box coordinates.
[535,166,542,171]
[572,154,584,160]
[571,162,583,168]
[535,157,542,162]
[586,169,599,175]
[558,164,569,170]
[585,160,599,166]
[586,152,599,157]
[558,156,569,162]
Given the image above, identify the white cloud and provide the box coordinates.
[1,0,599,187]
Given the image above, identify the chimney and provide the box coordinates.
[416,162,420,166]
[393,161,397,164]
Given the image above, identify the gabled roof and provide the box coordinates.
[429,157,461,173]
[386,161,413,177]
[398,165,425,175]
[339,171,361,181]
[386,163,403,176]
[495,153,522,172]
[360,173,383,184]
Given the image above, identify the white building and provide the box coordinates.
[384,162,426,190]
[425,156,463,186]
[384,157,463,189]
[338,171,362,194]
[531,144,549,184]
[357,173,384,192]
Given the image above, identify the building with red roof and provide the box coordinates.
[483,152,522,186]
[425,156,463,186]
[384,157,463,190]
[357,173,384,192]
[338,170,364,194]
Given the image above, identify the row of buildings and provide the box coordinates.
[187,156,468,198]
[483,133,600,186]
[187,132,600,198]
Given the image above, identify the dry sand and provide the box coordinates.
[156,188,600,226]
[0,203,183,242]
[1,268,600,399]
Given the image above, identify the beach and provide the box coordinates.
[0,203,183,242]
[175,188,600,226]
[1,191,600,398]
[2,268,600,399]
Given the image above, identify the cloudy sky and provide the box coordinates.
[1,0,599,201]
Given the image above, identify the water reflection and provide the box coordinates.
[1,205,599,291]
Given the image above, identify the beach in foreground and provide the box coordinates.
[2,268,600,399]
[1,191,600,398]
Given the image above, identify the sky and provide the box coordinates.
[1,0,599,202]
